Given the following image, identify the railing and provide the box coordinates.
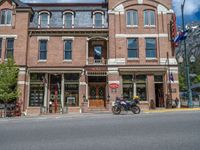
[88,57,107,65]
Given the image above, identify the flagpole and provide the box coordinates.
[181,0,193,107]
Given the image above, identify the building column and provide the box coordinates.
[43,73,48,108]
[61,74,64,109]
[147,75,155,108]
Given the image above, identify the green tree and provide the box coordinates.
[0,59,19,116]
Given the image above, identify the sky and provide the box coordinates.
[21,0,200,25]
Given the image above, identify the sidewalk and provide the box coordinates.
[143,107,200,113]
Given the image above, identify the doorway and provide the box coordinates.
[155,83,164,108]
[49,74,62,113]
[88,76,106,108]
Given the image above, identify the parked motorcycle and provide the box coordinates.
[112,97,140,115]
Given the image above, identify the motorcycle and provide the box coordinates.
[112,97,140,115]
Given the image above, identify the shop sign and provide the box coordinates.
[109,83,119,89]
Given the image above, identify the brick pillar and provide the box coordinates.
[147,75,155,109]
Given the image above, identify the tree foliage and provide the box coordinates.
[0,59,19,103]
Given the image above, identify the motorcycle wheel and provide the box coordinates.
[131,106,140,114]
[112,106,121,115]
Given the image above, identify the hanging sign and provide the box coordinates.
[109,83,119,89]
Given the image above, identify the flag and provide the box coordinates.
[169,72,174,82]
[173,30,188,43]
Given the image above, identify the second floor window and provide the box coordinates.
[128,38,138,58]
[146,38,156,58]
[94,12,103,28]
[126,10,138,26]
[0,9,12,25]
[6,38,14,59]
[64,40,72,60]
[39,12,49,28]
[144,10,155,26]
[63,13,74,28]
[39,40,47,60]
[0,38,2,58]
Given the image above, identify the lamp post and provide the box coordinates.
[181,0,193,107]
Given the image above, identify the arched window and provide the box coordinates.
[144,10,155,26]
[63,11,74,28]
[126,10,138,26]
[0,9,12,25]
[38,11,50,28]
[93,11,104,28]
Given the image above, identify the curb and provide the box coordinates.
[143,108,200,113]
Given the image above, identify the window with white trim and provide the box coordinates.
[0,9,12,25]
[145,38,156,58]
[144,10,155,26]
[93,11,104,28]
[38,12,50,28]
[63,12,74,28]
[64,40,72,60]
[126,10,138,26]
[39,40,48,60]
[6,38,14,59]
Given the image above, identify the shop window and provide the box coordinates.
[29,73,45,107]
[6,38,14,58]
[0,38,2,58]
[126,10,138,26]
[145,38,156,58]
[64,40,72,60]
[64,73,79,107]
[128,38,138,58]
[0,9,12,25]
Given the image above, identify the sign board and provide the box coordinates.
[109,83,119,89]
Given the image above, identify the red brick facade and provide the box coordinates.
[0,0,179,115]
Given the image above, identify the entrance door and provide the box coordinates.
[49,74,62,113]
[89,84,106,108]
[155,83,164,107]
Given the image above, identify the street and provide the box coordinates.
[0,111,200,150]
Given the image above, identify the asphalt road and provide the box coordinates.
[0,111,200,150]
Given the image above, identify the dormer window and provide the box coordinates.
[93,11,104,28]
[63,11,74,28]
[0,9,12,25]
[144,10,155,27]
[38,11,50,28]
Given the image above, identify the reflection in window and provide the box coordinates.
[146,38,156,58]
[0,9,12,25]
[128,38,138,58]
[94,46,102,60]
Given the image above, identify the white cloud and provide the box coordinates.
[173,0,200,16]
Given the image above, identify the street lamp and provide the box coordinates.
[181,0,193,107]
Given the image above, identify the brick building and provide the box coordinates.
[0,0,179,115]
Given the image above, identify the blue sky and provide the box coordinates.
[21,0,200,25]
